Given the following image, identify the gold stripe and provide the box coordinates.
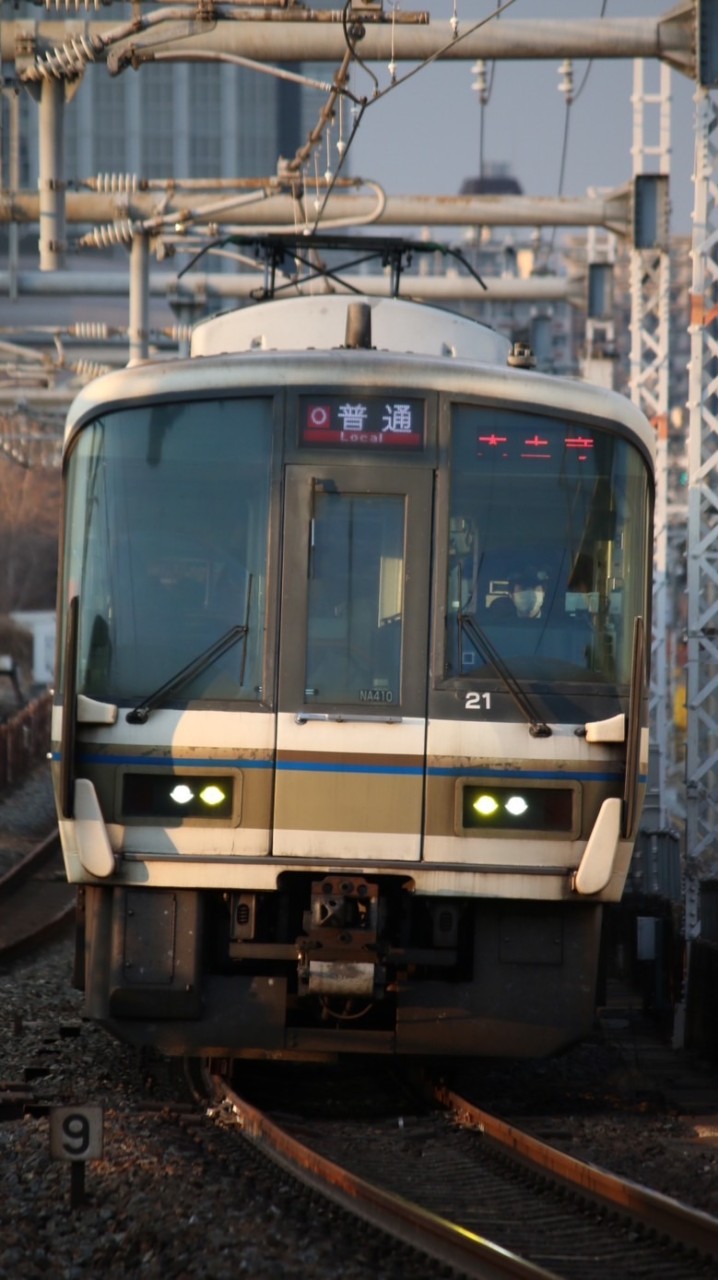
[277,750,422,768]
[274,773,422,834]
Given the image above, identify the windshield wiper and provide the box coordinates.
[127,573,253,724]
[458,612,551,738]
[127,623,249,725]
[126,623,249,724]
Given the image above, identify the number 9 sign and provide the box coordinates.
[50,1106,103,1162]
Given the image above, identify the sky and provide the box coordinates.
[346,0,696,236]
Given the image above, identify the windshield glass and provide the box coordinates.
[444,406,652,686]
[61,396,273,704]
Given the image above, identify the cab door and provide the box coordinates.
[273,464,433,861]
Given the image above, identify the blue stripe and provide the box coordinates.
[428,766,626,783]
[59,750,640,785]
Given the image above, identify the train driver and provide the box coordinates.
[510,570,546,620]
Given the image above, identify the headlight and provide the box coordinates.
[123,773,234,819]
[460,783,576,834]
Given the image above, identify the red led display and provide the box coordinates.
[475,426,596,464]
[300,396,424,450]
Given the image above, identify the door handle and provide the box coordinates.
[295,712,403,724]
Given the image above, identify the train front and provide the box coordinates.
[51,297,655,1059]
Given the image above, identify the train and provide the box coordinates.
[51,242,655,1061]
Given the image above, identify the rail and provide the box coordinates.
[0,691,52,792]
[212,1075,555,1280]
[435,1084,718,1265]
[208,1069,718,1279]
[0,829,74,963]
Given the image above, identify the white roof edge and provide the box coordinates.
[63,330,655,466]
[190,295,511,364]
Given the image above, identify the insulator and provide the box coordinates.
[68,322,112,340]
[79,221,134,248]
[93,173,138,194]
[44,0,106,10]
[471,59,488,106]
[26,33,101,81]
[73,359,113,381]
[557,59,574,104]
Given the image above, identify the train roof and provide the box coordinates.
[189,295,512,363]
[64,296,656,465]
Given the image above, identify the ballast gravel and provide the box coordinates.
[1,766,717,1279]
[1,945,426,1280]
[0,769,437,1280]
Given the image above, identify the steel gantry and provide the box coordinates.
[629,58,673,841]
[686,80,718,939]
[0,3,702,270]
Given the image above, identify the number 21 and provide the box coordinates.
[465,692,491,711]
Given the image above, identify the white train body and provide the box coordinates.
[52,293,654,1059]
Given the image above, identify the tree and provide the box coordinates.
[0,452,61,613]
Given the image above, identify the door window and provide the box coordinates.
[305,491,405,706]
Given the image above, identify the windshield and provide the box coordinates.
[61,396,273,704]
[444,405,652,687]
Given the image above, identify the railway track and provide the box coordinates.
[0,828,75,962]
[209,1072,551,1280]
[204,1068,718,1280]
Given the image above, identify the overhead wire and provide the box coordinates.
[63,0,521,268]
[546,1,609,259]
[311,0,518,233]
[32,0,520,259]
[573,0,609,103]
[352,0,519,107]
[476,2,502,179]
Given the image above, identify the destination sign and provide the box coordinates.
[300,396,424,450]
[475,427,596,465]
